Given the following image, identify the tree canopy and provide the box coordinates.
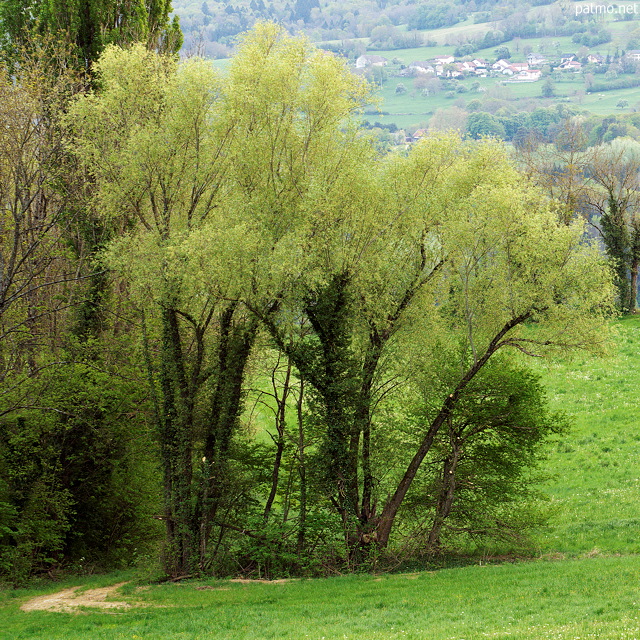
[0,0,182,67]
[0,23,617,581]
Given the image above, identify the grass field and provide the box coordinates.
[367,68,640,131]
[2,556,640,639]
[534,315,640,556]
[366,8,640,130]
[2,318,640,638]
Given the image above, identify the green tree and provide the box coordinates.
[0,358,160,583]
[68,29,615,573]
[255,133,613,555]
[586,139,640,312]
[516,119,591,225]
[0,0,182,68]
[494,46,511,60]
[360,135,614,548]
[69,43,231,576]
[69,23,372,576]
[466,112,506,139]
[541,77,555,98]
[413,359,569,549]
[293,0,319,21]
[0,40,82,409]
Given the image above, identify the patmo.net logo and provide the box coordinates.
[575,3,640,14]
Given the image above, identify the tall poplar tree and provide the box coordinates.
[0,0,182,68]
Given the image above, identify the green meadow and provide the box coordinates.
[3,316,640,639]
[365,8,640,130]
[368,67,640,131]
[535,315,640,556]
[3,556,640,639]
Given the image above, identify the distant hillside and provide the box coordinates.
[171,0,562,58]
[171,0,640,63]
[171,0,640,131]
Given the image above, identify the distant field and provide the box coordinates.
[362,8,640,129]
[367,67,640,130]
[205,12,640,130]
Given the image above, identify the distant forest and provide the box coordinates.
[172,0,564,58]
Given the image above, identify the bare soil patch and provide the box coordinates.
[20,582,131,613]
[229,578,294,584]
[195,585,231,591]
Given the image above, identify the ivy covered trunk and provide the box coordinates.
[601,198,632,312]
[197,305,258,570]
[159,304,196,577]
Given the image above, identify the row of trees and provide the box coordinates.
[0,0,179,583]
[520,123,640,312]
[0,19,614,581]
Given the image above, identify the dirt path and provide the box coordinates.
[20,582,131,613]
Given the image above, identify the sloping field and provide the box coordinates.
[2,317,640,639]
[535,315,640,556]
[2,556,640,639]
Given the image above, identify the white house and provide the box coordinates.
[407,61,435,75]
[355,55,389,68]
[492,59,512,71]
[527,53,546,66]
[559,60,582,71]
[517,69,542,81]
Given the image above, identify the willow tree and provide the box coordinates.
[253,131,614,556]
[68,24,373,576]
[68,44,231,576]
[372,136,614,547]
[68,26,614,573]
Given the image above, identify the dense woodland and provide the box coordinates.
[0,2,627,585]
[172,0,640,59]
[172,0,572,58]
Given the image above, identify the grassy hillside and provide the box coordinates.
[2,319,640,638]
[534,315,640,556]
[176,0,640,129]
[3,556,640,638]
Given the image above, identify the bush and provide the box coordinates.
[0,357,161,582]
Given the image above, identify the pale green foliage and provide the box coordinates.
[390,135,614,365]
[69,24,374,311]
[68,42,228,307]
[66,25,616,567]
[208,22,374,302]
[602,137,640,162]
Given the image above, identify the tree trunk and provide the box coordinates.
[630,258,638,313]
[374,311,531,548]
[263,359,292,522]
[296,377,307,557]
[198,305,258,568]
[427,429,462,548]
[159,304,194,577]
